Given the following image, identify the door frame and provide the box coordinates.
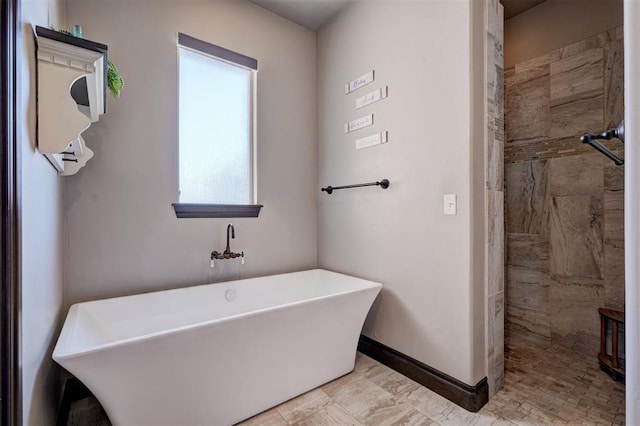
[624,1,639,423]
[1,0,22,423]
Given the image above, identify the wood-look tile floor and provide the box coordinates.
[240,342,625,426]
[65,342,625,425]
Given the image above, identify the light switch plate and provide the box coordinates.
[444,194,457,215]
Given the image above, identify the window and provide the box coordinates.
[173,33,261,218]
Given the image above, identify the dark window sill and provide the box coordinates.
[172,203,263,218]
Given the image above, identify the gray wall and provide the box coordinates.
[20,0,66,424]
[504,0,623,68]
[317,0,486,386]
[64,0,318,306]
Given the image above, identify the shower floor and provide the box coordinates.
[62,342,625,425]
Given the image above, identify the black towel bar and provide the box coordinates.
[321,179,390,195]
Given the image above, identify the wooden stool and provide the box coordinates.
[598,307,625,382]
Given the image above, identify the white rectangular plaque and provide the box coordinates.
[344,114,374,133]
[355,131,388,150]
[344,70,374,94]
[356,86,388,109]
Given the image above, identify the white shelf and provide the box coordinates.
[35,26,107,175]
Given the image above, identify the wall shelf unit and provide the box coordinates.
[34,26,108,175]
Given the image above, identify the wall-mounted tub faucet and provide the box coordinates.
[225,224,235,255]
[211,223,244,268]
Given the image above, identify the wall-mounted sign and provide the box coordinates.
[356,86,388,109]
[355,131,388,150]
[344,70,374,94]
[344,114,374,133]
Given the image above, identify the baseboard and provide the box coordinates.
[357,335,488,412]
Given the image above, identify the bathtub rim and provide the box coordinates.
[53,268,382,362]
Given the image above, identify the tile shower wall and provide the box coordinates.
[486,0,505,397]
[504,27,624,356]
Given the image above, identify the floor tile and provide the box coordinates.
[275,388,332,423]
[237,407,288,426]
[294,403,363,426]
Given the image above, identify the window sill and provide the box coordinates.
[172,203,263,218]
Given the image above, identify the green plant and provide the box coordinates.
[107,60,124,98]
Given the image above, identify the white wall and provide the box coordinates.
[624,1,640,422]
[504,0,623,68]
[317,0,486,386]
[63,0,318,305]
[20,0,66,424]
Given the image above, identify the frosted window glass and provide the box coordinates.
[179,47,252,204]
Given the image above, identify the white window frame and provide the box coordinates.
[173,33,261,218]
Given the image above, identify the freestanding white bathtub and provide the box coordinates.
[53,269,382,425]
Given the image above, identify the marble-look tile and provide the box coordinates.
[514,49,560,74]
[432,402,480,425]
[549,195,603,279]
[549,48,604,139]
[550,93,604,139]
[559,31,609,59]
[505,160,547,234]
[487,0,503,39]
[353,353,381,375]
[548,275,603,355]
[604,38,624,129]
[487,135,504,191]
[604,190,624,240]
[549,274,604,302]
[275,388,332,423]
[504,67,514,80]
[295,403,364,426]
[604,160,624,191]
[486,36,503,120]
[473,409,516,426]
[488,292,505,397]
[495,64,504,116]
[487,51,504,192]
[362,403,435,426]
[505,65,550,144]
[505,317,550,349]
[365,367,420,396]
[506,267,549,310]
[238,407,288,426]
[322,371,361,396]
[488,239,504,295]
[488,292,495,381]
[506,234,549,271]
[604,237,625,311]
[507,288,551,348]
[488,190,504,246]
[490,35,504,70]
[550,48,603,104]
[547,154,603,196]
[493,355,505,401]
[400,385,453,419]
[323,375,397,422]
[549,298,601,356]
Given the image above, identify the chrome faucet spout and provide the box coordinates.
[224,224,235,254]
